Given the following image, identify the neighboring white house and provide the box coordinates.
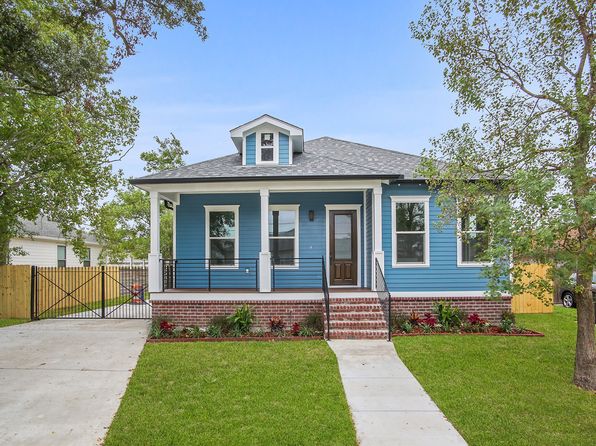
[9,217,102,267]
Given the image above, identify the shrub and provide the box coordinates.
[303,312,324,332]
[291,322,301,336]
[298,326,315,337]
[401,321,413,333]
[269,316,285,333]
[420,323,433,333]
[391,313,409,331]
[252,328,265,337]
[501,310,516,325]
[149,319,164,338]
[189,326,203,338]
[172,327,185,338]
[500,318,514,333]
[159,319,175,336]
[230,326,244,337]
[421,312,437,327]
[209,315,232,336]
[227,304,253,334]
[433,301,464,330]
[409,311,421,326]
[206,324,223,338]
[467,313,486,325]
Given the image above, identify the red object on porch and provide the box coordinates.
[131,283,145,304]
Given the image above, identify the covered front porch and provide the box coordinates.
[146,179,387,296]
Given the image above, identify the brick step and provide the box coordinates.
[329,320,388,329]
[329,311,386,321]
[329,297,379,304]
[329,304,383,313]
[329,329,388,340]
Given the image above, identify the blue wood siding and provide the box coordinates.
[175,193,260,288]
[381,182,490,292]
[245,133,256,165]
[270,191,364,288]
[279,133,289,165]
[176,191,364,289]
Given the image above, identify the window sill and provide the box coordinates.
[457,262,492,268]
[392,263,430,269]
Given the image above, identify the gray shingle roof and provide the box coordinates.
[130,136,425,184]
[19,216,98,243]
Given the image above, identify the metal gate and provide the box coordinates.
[31,266,151,319]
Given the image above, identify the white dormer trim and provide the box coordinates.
[230,114,304,154]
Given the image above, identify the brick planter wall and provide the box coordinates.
[152,299,324,328]
[392,296,512,324]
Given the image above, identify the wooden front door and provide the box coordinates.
[329,210,358,286]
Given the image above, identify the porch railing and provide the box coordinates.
[161,258,259,291]
[270,257,326,290]
[375,258,392,341]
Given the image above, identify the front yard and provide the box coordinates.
[394,307,596,446]
[104,341,357,446]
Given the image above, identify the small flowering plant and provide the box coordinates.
[269,316,285,333]
[421,312,437,327]
[160,319,175,334]
[291,322,300,336]
[467,313,486,326]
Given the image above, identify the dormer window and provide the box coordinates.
[260,132,274,162]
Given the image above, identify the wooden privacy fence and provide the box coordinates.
[0,265,31,319]
[511,263,553,314]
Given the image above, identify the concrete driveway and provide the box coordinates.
[0,319,149,446]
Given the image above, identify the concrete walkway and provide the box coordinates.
[329,340,467,446]
[0,319,149,446]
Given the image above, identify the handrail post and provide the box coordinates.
[255,259,258,291]
[208,259,211,291]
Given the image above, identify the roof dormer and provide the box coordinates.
[230,114,304,166]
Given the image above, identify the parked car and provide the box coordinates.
[560,272,596,308]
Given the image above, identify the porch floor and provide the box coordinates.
[161,287,371,293]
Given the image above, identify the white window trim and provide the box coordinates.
[57,244,66,267]
[204,205,240,269]
[257,129,279,165]
[325,204,362,288]
[269,204,300,269]
[456,216,492,267]
[391,195,430,268]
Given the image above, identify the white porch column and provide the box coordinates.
[371,186,384,290]
[259,188,271,292]
[148,190,162,293]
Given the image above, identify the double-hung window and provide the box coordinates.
[457,215,489,266]
[391,196,430,267]
[83,248,91,267]
[259,132,275,162]
[269,205,299,266]
[57,245,66,267]
[205,205,239,267]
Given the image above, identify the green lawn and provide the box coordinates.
[104,341,357,446]
[0,318,28,328]
[394,307,596,446]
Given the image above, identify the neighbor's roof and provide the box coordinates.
[130,136,425,185]
[18,216,98,244]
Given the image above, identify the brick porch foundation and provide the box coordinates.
[152,299,324,328]
[392,295,512,324]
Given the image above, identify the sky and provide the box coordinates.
[112,0,465,178]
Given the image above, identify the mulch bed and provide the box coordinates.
[147,335,324,343]
[393,328,544,337]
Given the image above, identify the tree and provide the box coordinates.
[0,0,206,263]
[411,0,595,390]
[94,134,188,262]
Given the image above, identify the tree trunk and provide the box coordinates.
[574,267,596,390]
[0,221,10,265]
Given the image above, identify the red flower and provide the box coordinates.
[160,320,174,333]
[467,313,485,325]
[421,313,437,327]
[291,322,300,336]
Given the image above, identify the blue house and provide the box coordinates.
[131,115,511,339]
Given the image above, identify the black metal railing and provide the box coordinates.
[375,258,392,341]
[321,258,331,340]
[270,257,325,290]
[161,258,259,291]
